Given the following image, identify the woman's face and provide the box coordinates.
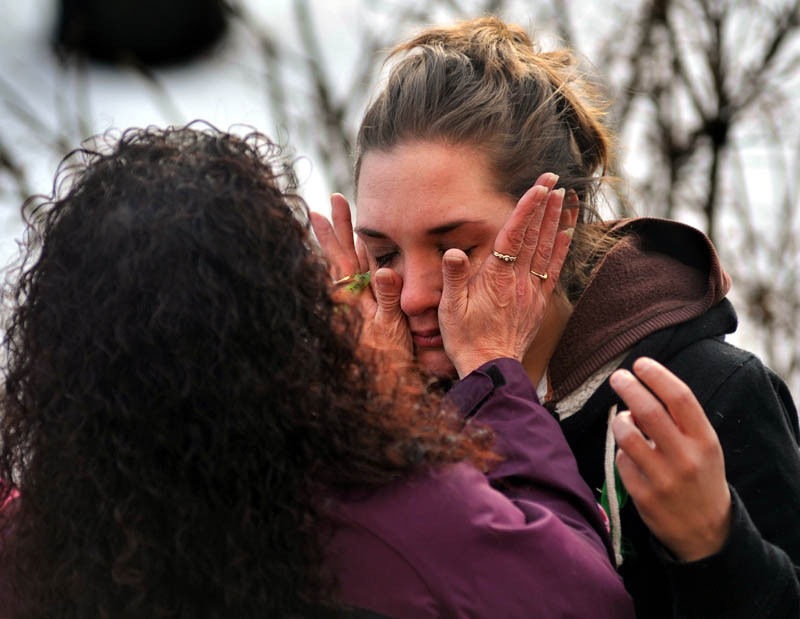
[356,140,516,378]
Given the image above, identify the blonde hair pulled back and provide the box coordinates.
[355,17,618,301]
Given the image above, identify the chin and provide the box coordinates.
[416,348,459,380]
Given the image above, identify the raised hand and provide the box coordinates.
[438,173,572,378]
[310,194,412,358]
[610,357,732,561]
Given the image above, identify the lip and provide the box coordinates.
[412,328,443,348]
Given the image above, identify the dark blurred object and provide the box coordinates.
[56,0,229,65]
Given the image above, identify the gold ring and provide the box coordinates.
[492,249,518,263]
[334,271,371,293]
[333,273,357,286]
[530,270,548,280]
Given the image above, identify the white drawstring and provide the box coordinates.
[540,353,629,566]
[604,404,623,566]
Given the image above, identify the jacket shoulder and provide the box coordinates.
[656,337,800,619]
[661,337,798,440]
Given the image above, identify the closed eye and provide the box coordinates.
[375,250,399,267]
[439,245,477,257]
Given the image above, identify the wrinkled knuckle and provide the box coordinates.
[536,238,555,256]
[633,405,657,426]
[505,228,526,248]
[491,269,515,287]
[672,385,695,409]
[699,438,723,462]
[674,452,703,482]
[614,428,636,451]
[673,460,695,482]
[652,475,678,498]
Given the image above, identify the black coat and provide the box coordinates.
[561,299,800,619]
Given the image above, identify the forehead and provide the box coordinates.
[355,140,512,232]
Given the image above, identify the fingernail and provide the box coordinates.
[553,188,565,198]
[564,227,574,238]
[529,185,548,200]
[548,173,560,185]
[610,370,632,388]
[372,269,390,288]
[634,357,654,373]
[615,410,632,423]
[444,254,463,268]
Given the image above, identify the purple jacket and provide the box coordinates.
[326,358,634,618]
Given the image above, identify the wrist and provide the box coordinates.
[453,351,514,379]
[669,491,733,562]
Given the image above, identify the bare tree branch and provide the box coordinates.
[0,136,31,201]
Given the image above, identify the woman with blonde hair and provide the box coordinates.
[313,16,800,618]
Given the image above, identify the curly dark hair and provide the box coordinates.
[0,124,494,618]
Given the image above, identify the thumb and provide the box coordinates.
[440,249,470,316]
[372,268,403,318]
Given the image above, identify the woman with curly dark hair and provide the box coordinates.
[0,124,632,618]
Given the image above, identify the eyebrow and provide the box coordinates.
[355,219,485,240]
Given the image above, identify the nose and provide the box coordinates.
[399,254,442,318]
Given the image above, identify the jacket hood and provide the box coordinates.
[548,218,731,401]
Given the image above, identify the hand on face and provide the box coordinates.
[610,357,732,562]
[437,173,572,378]
[310,194,412,361]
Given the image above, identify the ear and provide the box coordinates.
[559,189,580,230]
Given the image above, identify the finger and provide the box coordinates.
[539,226,573,295]
[309,210,333,246]
[632,357,712,438]
[615,445,648,498]
[610,369,686,457]
[488,184,549,274]
[535,172,560,191]
[355,237,370,273]
[331,272,377,308]
[440,248,471,319]
[331,193,357,257]
[309,211,349,277]
[540,188,576,288]
[513,181,557,269]
[372,268,404,320]
[612,410,662,481]
[525,187,565,276]
[561,189,580,225]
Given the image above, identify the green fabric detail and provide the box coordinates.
[345,271,371,293]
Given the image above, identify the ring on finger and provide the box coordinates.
[333,273,358,286]
[334,271,371,293]
[492,249,518,263]
[530,269,548,280]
